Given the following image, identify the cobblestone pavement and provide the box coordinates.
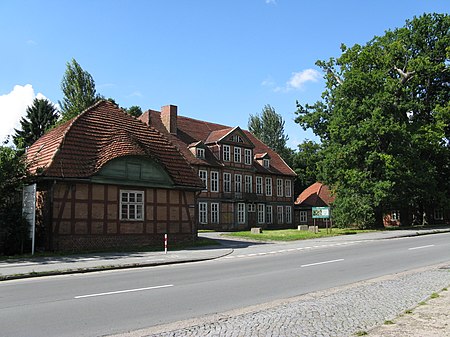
[116,264,450,337]
[368,282,450,337]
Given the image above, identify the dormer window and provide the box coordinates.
[234,146,241,163]
[255,152,271,169]
[244,149,252,165]
[196,148,205,159]
[230,135,243,143]
[223,145,230,161]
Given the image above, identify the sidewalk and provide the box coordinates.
[0,226,449,281]
[0,247,233,281]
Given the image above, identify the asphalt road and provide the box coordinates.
[1,233,449,337]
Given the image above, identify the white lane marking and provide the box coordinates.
[408,244,435,251]
[301,259,344,268]
[74,284,173,299]
[223,241,366,260]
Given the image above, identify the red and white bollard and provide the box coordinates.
[164,233,168,254]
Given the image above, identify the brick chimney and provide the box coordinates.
[161,105,178,134]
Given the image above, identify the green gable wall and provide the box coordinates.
[92,156,174,188]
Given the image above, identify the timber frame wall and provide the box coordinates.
[40,181,197,251]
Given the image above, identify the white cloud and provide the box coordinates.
[263,69,322,93]
[286,69,321,90]
[0,84,48,144]
[127,91,143,98]
[261,77,275,87]
[265,0,277,4]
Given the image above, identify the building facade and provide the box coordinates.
[140,105,297,231]
[26,101,202,251]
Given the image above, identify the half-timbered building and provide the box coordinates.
[140,105,297,230]
[26,101,202,251]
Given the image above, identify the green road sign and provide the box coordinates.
[312,207,330,219]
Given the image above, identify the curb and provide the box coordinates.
[0,249,234,282]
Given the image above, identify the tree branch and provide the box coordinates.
[393,65,416,84]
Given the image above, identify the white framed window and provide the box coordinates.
[256,176,263,195]
[120,190,144,220]
[286,206,292,224]
[300,210,307,223]
[391,210,400,221]
[257,204,265,224]
[211,202,219,223]
[248,204,255,212]
[199,170,208,191]
[234,146,241,163]
[285,180,292,197]
[263,159,270,168]
[223,145,230,162]
[277,205,284,224]
[245,175,252,193]
[266,205,273,224]
[244,149,252,165]
[230,135,243,143]
[235,174,242,193]
[265,177,272,196]
[199,202,208,224]
[277,178,283,197]
[223,172,232,193]
[434,208,444,220]
[210,171,219,193]
[196,148,205,159]
[237,202,246,224]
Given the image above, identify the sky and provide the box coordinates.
[1,0,449,148]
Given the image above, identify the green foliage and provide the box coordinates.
[13,98,59,150]
[248,104,293,164]
[225,228,376,241]
[0,145,30,255]
[59,58,101,123]
[292,140,323,192]
[124,105,143,117]
[295,13,450,228]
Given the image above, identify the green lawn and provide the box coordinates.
[224,228,377,241]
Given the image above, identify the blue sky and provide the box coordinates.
[1,0,449,148]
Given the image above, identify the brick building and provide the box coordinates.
[26,101,202,251]
[140,105,297,230]
[294,182,334,227]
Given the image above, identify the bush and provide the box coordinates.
[0,145,30,255]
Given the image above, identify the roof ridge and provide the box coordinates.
[317,182,323,195]
[177,114,230,129]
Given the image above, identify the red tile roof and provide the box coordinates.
[295,182,335,206]
[26,101,203,189]
[140,110,296,177]
[204,127,234,144]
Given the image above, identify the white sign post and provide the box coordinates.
[22,184,37,255]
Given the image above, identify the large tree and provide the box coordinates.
[248,104,292,164]
[124,105,143,117]
[295,13,450,228]
[59,58,100,123]
[13,98,59,150]
[291,140,323,194]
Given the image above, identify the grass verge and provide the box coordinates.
[224,228,376,241]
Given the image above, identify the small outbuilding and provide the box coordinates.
[294,182,334,227]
